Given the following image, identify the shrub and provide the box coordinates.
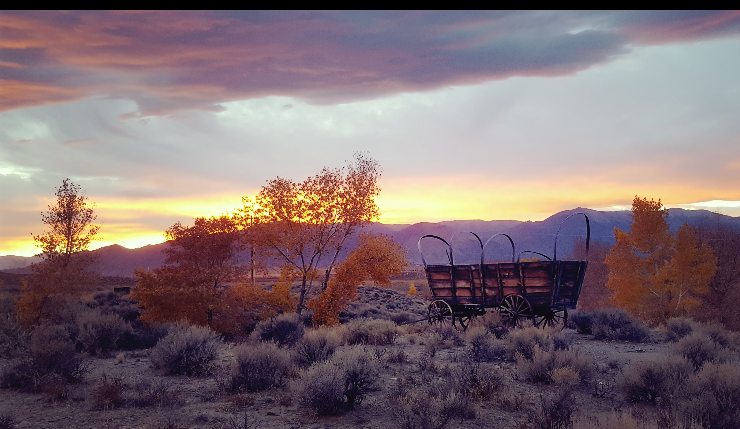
[229,342,292,392]
[529,391,575,429]
[298,346,380,414]
[94,373,125,410]
[674,332,731,371]
[389,377,467,429]
[293,328,341,366]
[298,360,345,416]
[480,311,509,339]
[0,412,14,429]
[508,327,553,360]
[0,315,28,358]
[150,324,223,376]
[1,327,86,392]
[621,356,693,405]
[517,346,593,385]
[701,323,738,350]
[344,318,397,346]
[679,363,740,429]
[133,379,180,408]
[448,359,503,401]
[666,317,698,342]
[119,322,171,350]
[569,311,595,334]
[252,313,304,347]
[591,309,650,342]
[76,309,133,355]
[467,328,506,362]
[552,331,575,351]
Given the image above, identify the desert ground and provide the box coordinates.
[0,279,738,429]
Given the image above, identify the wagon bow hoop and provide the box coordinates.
[418,235,454,269]
[482,233,515,264]
[553,212,591,261]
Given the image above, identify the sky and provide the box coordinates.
[2,10,740,257]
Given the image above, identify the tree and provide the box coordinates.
[695,218,740,330]
[308,233,408,326]
[17,179,100,326]
[249,152,382,313]
[132,215,243,326]
[605,196,717,324]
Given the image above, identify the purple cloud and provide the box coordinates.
[1,10,739,115]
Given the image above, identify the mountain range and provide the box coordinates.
[2,207,738,277]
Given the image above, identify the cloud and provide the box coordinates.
[60,137,100,146]
[2,11,739,116]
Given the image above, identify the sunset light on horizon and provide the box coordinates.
[2,11,740,257]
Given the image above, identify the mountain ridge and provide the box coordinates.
[3,208,738,277]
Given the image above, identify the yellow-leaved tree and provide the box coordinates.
[308,233,408,326]
[132,215,243,326]
[17,179,100,327]
[605,196,717,324]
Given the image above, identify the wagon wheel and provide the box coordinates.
[499,295,534,328]
[428,300,454,327]
[535,308,568,330]
[457,314,474,331]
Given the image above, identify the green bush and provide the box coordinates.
[621,356,693,405]
[252,313,304,347]
[229,342,292,392]
[150,324,222,376]
[293,328,341,366]
[344,318,397,346]
[76,309,132,355]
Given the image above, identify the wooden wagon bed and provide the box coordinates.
[420,213,590,329]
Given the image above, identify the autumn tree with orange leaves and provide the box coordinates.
[17,179,100,327]
[249,152,382,313]
[308,233,408,326]
[605,196,717,324]
[132,215,243,326]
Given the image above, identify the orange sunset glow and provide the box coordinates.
[2,11,740,257]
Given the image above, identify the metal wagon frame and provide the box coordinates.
[419,212,591,329]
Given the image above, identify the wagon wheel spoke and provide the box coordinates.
[428,300,454,328]
[458,315,473,331]
[535,308,568,330]
[499,295,533,328]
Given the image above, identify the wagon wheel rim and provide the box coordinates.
[458,315,473,331]
[428,300,454,327]
[535,308,568,330]
[499,295,533,328]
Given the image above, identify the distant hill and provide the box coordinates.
[3,208,738,277]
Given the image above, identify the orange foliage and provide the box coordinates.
[15,281,45,328]
[215,266,298,335]
[308,233,408,326]
[17,179,100,327]
[606,196,717,324]
[252,152,382,313]
[132,215,243,326]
